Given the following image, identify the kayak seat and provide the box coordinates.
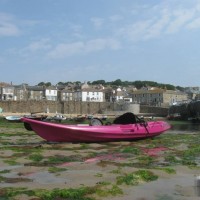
[113,112,137,125]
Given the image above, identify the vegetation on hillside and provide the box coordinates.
[37,79,185,91]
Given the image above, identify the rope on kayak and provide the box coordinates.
[135,116,149,136]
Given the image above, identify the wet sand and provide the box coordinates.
[0,119,200,199]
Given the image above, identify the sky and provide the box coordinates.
[1,0,200,87]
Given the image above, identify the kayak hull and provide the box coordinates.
[21,117,171,142]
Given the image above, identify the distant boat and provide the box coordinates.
[45,114,66,122]
[25,114,48,121]
[5,115,22,122]
[74,115,86,122]
[21,114,171,143]
[5,114,47,123]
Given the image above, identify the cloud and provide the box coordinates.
[113,1,200,42]
[166,8,195,33]
[118,20,153,42]
[109,15,123,22]
[0,13,20,36]
[144,9,170,39]
[47,42,84,58]
[68,23,84,38]
[47,38,121,59]
[27,39,51,52]
[186,17,200,29]
[84,38,120,52]
[90,17,104,30]
[7,39,51,60]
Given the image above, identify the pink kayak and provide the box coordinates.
[21,117,171,143]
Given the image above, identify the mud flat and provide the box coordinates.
[0,118,200,200]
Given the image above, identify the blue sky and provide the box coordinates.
[1,0,200,87]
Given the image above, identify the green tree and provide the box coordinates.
[57,82,65,86]
[176,86,185,92]
[133,81,144,89]
[37,82,51,87]
[37,82,45,86]
[112,79,122,86]
[45,82,51,87]
[92,80,106,85]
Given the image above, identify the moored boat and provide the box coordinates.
[45,114,66,122]
[5,115,22,122]
[21,114,171,143]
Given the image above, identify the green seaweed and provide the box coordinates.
[120,146,141,154]
[156,167,176,174]
[48,166,67,173]
[28,153,44,162]
[95,184,123,197]
[95,173,103,177]
[4,159,19,165]
[0,185,123,200]
[47,154,83,164]
[0,169,10,174]
[110,167,122,174]
[116,169,158,185]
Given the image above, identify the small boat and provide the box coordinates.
[25,115,48,121]
[45,114,66,122]
[74,115,86,122]
[21,113,171,143]
[5,114,47,121]
[5,115,22,122]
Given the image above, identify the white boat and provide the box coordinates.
[5,115,22,122]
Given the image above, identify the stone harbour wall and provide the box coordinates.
[0,101,168,117]
[140,105,168,117]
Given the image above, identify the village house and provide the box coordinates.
[27,86,45,100]
[111,87,133,103]
[45,86,58,101]
[103,87,113,102]
[14,84,28,101]
[66,81,104,102]
[61,87,74,101]
[76,88,104,102]
[60,82,81,101]
[184,87,200,100]
[70,82,104,102]
[0,85,15,101]
[131,87,188,107]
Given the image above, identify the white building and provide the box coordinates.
[74,88,104,102]
[110,87,132,103]
[45,86,57,101]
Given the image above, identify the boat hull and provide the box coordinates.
[21,118,171,143]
